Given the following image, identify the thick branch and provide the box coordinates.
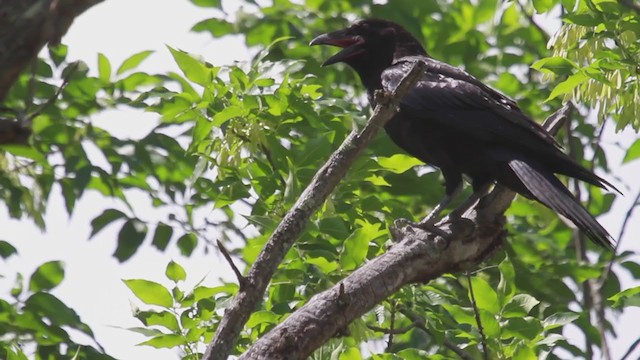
[0,0,102,101]
[203,61,428,360]
[240,107,570,359]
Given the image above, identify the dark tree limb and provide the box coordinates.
[203,61,428,360]
[0,0,102,101]
[0,0,102,145]
[239,107,570,359]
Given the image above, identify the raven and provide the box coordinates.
[311,19,617,248]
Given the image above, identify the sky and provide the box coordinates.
[1,1,639,359]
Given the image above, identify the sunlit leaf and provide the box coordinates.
[123,279,173,308]
[29,261,65,292]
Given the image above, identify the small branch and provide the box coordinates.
[400,307,474,360]
[26,61,79,124]
[466,272,489,360]
[387,301,397,351]
[615,187,640,248]
[216,240,247,289]
[599,185,640,283]
[366,322,416,335]
[516,0,550,42]
[620,336,640,360]
[203,61,428,360]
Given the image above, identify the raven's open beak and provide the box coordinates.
[310,30,365,66]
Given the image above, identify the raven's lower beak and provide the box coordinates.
[310,30,365,66]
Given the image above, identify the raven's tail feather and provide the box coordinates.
[509,159,614,249]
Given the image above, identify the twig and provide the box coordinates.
[366,322,416,335]
[599,186,640,284]
[387,301,397,351]
[203,60,428,360]
[216,240,248,289]
[400,307,474,360]
[466,272,489,360]
[620,336,640,360]
[26,61,79,124]
[516,0,550,42]
[615,187,640,247]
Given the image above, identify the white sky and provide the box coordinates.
[1,1,638,359]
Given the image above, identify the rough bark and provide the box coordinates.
[204,62,428,360]
[239,106,570,359]
[0,0,103,101]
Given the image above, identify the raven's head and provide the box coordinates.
[310,19,426,67]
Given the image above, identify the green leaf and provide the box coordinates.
[502,294,540,318]
[246,310,279,328]
[623,138,640,164]
[152,222,173,251]
[117,50,154,75]
[340,221,385,270]
[177,233,197,256]
[532,0,556,13]
[167,46,213,86]
[396,349,431,360]
[469,276,500,313]
[139,334,186,348]
[339,347,362,360]
[498,257,516,304]
[546,71,588,101]
[165,260,186,282]
[0,145,47,163]
[479,309,500,337]
[190,0,222,8]
[24,292,89,332]
[213,105,246,126]
[114,219,147,262]
[90,209,127,238]
[123,279,173,308]
[0,240,18,259]
[136,310,180,331]
[377,154,423,173]
[97,53,111,82]
[318,217,350,240]
[48,43,68,66]
[608,286,640,308]
[542,312,579,330]
[191,18,233,37]
[531,57,578,76]
[306,255,339,273]
[502,317,543,340]
[29,261,65,292]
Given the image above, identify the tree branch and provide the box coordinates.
[0,0,103,101]
[203,61,428,360]
[239,107,569,359]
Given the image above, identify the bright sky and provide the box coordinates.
[1,1,638,360]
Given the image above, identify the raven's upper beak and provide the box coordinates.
[310,30,365,66]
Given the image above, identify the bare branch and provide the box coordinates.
[203,60,428,360]
[216,240,247,289]
[620,336,640,360]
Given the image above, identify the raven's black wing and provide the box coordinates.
[381,56,614,190]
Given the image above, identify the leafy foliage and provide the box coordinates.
[0,257,114,359]
[1,0,639,359]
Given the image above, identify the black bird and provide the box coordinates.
[310,19,618,248]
